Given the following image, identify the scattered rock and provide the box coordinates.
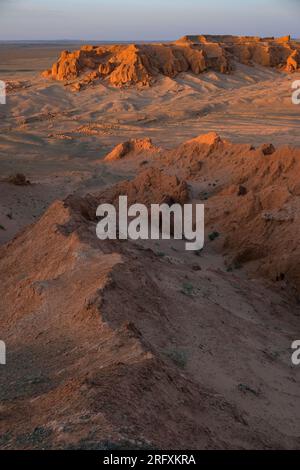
[261,143,276,156]
[237,185,247,196]
[7,173,31,186]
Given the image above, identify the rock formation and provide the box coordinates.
[104,138,160,161]
[102,132,300,295]
[42,35,300,88]
[154,133,300,294]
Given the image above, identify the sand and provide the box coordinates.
[0,42,300,450]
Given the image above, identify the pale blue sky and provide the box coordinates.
[0,0,299,41]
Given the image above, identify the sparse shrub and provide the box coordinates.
[16,426,52,446]
[164,348,188,369]
[181,282,194,296]
[7,173,30,186]
[208,231,220,241]
[226,261,242,272]
[238,383,260,396]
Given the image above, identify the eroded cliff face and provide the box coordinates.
[42,35,300,88]
[41,43,221,88]
[99,132,300,296]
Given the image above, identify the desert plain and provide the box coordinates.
[0,35,300,449]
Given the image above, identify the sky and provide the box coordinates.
[0,0,299,41]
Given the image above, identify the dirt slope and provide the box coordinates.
[0,136,300,449]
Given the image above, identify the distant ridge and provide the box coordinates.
[42,34,300,89]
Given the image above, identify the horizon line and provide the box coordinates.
[0,34,299,44]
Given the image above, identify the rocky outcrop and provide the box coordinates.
[158,133,300,295]
[42,43,217,87]
[99,167,190,207]
[104,138,159,161]
[286,49,300,72]
[42,35,300,88]
[98,131,300,294]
